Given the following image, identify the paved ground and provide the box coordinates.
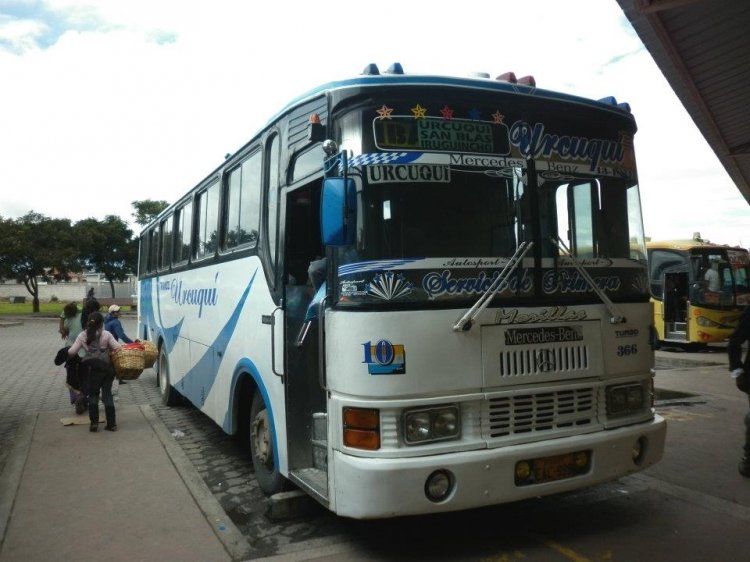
[2,315,750,562]
[0,405,238,562]
[0,316,351,560]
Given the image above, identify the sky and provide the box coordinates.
[1,0,749,247]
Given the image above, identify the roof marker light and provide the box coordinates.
[385,62,404,74]
[362,63,380,76]
[598,96,618,106]
[518,75,536,87]
[470,72,491,79]
[496,71,517,83]
[617,102,632,113]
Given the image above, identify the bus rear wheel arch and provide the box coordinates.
[158,346,181,407]
[249,390,287,495]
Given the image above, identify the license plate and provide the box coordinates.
[515,450,591,486]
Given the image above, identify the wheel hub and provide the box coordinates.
[251,410,271,465]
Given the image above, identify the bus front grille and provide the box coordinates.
[484,387,596,439]
[498,344,589,377]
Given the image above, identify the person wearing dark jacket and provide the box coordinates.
[104,305,133,343]
[728,305,750,477]
[104,304,133,388]
[80,288,100,329]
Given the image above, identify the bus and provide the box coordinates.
[647,238,750,347]
[137,63,666,519]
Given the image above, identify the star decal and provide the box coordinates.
[491,110,505,124]
[410,103,427,119]
[468,108,482,121]
[439,105,454,120]
[376,105,394,120]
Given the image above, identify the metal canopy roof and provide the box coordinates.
[616,0,750,206]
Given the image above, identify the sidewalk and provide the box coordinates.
[0,404,252,562]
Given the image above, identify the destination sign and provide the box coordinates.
[374,116,510,155]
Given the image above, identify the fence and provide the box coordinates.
[0,281,136,304]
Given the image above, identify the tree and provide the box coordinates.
[132,199,169,227]
[75,215,137,298]
[0,212,79,312]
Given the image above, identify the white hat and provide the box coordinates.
[108,304,121,313]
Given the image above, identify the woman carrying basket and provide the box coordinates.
[68,311,122,432]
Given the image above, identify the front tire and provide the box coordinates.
[158,347,181,406]
[249,390,286,495]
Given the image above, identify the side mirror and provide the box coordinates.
[321,177,356,246]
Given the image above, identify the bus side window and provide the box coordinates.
[173,201,192,264]
[195,180,220,260]
[148,229,159,273]
[138,233,148,277]
[225,150,261,249]
[159,215,173,270]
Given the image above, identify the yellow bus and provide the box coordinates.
[647,239,750,347]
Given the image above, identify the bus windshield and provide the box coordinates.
[689,247,750,308]
[334,155,647,307]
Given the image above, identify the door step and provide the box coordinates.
[312,412,327,471]
[289,467,328,504]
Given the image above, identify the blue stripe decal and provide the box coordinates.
[338,258,423,276]
[179,269,258,405]
[140,276,185,351]
[156,278,184,353]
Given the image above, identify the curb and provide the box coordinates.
[0,414,36,549]
[141,405,253,561]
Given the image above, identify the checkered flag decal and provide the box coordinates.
[348,152,421,168]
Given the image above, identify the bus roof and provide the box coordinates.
[269,69,636,129]
[141,65,637,234]
[647,239,748,252]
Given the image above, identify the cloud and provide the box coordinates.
[0,0,747,247]
[0,0,112,53]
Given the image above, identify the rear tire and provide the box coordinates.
[158,347,181,406]
[249,390,286,495]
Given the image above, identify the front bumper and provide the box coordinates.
[330,415,666,519]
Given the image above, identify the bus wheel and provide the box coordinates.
[158,347,180,407]
[249,390,286,495]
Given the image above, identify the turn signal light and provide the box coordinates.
[343,407,380,450]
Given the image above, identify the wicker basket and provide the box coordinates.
[111,347,145,380]
[141,340,158,368]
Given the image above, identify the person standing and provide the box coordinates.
[68,311,122,432]
[704,260,721,292]
[80,288,101,329]
[728,305,750,477]
[58,302,85,407]
[104,304,133,390]
[104,305,133,343]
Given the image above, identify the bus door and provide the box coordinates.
[282,181,329,501]
[662,264,688,341]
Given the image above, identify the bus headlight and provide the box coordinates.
[606,383,645,417]
[403,405,460,444]
[695,316,721,328]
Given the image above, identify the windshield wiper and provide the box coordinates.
[550,236,626,324]
[452,241,534,332]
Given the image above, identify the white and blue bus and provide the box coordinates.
[137,63,666,519]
